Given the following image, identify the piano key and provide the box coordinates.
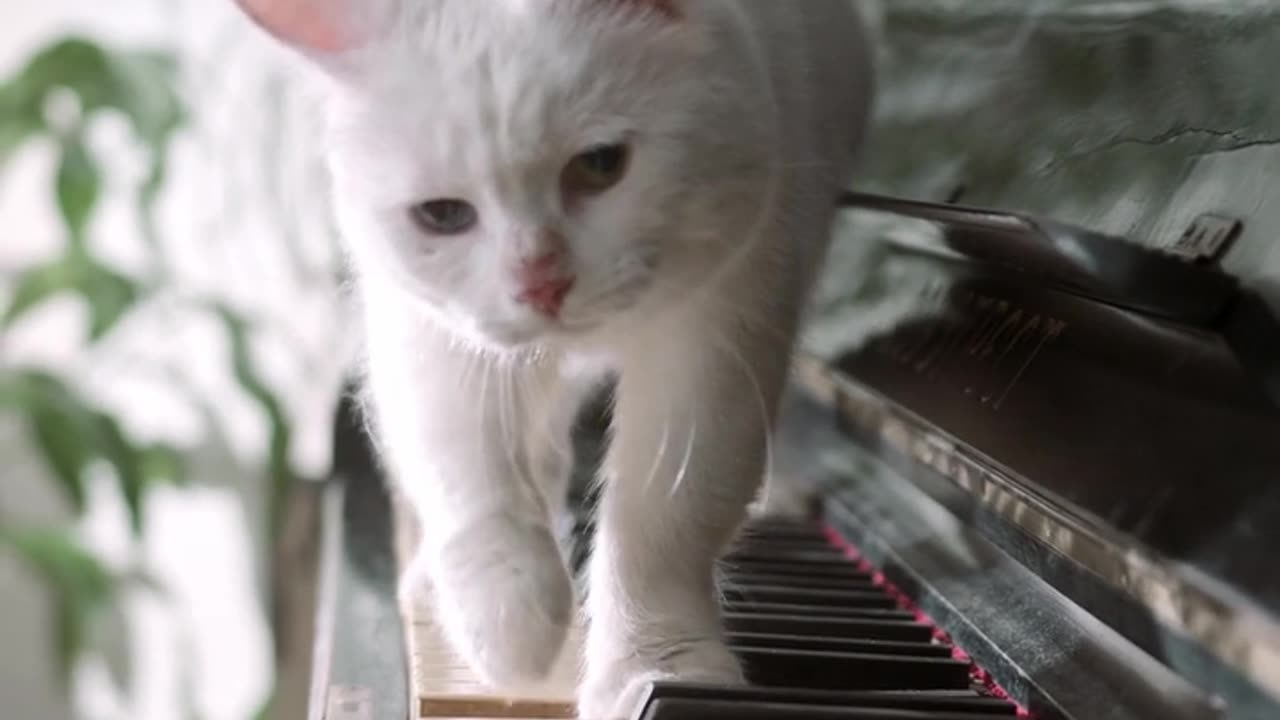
[737,534,832,549]
[724,572,879,592]
[734,533,836,548]
[636,682,1018,716]
[724,603,915,621]
[735,646,973,691]
[721,560,872,580]
[726,633,954,658]
[740,520,828,535]
[390,445,1035,720]
[723,585,900,609]
[734,542,845,557]
[743,518,826,533]
[724,613,935,642]
[419,694,574,718]
[639,696,1016,720]
[726,548,852,565]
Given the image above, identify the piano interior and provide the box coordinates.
[306,4,1280,720]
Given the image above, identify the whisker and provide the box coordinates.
[668,418,698,499]
[497,363,522,488]
[643,394,673,493]
[529,369,569,477]
[713,333,776,510]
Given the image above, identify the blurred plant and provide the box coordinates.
[0,35,304,717]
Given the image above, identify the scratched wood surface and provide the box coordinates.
[392,498,581,720]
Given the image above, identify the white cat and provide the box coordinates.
[232,1,873,716]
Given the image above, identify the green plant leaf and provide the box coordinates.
[1,38,183,144]
[137,147,169,259]
[91,412,147,533]
[139,443,186,487]
[206,303,297,535]
[0,527,116,678]
[1,257,140,341]
[0,85,44,163]
[1,260,77,331]
[5,39,115,115]
[0,370,180,531]
[84,416,185,534]
[0,371,98,512]
[81,261,140,341]
[28,405,94,512]
[56,132,100,247]
[107,49,183,263]
[0,36,185,257]
[104,49,184,148]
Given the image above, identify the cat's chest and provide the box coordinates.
[560,349,614,385]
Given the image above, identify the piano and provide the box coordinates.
[298,3,1280,720]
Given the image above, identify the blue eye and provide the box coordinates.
[411,199,477,235]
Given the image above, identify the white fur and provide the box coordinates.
[234,0,872,716]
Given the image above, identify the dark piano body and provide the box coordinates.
[302,4,1280,720]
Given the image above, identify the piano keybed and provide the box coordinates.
[402,516,1024,719]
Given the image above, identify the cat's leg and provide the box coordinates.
[368,320,575,687]
[578,308,796,718]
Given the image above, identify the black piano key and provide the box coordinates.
[735,533,836,548]
[735,646,973,691]
[739,523,830,537]
[636,682,1018,717]
[725,603,915,621]
[737,536,832,551]
[723,585,899,609]
[726,633,953,658]
[640,696,1016,720]
[727,548,851,564]
[743,518,825,533]
[724,613,934,642]
[734,543,843,558]
[721,560,872,580]
[725,572,879,592]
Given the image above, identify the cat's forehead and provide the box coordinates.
[324,1,706,201]
[337,6,691,147]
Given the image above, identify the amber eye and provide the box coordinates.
[563,143,630,196]
[411,199,477,235]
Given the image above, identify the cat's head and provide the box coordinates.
[235,0,772,353]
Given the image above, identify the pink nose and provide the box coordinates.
[514,252,574,317]
[516,276,575,316]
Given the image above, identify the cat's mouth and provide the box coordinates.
[465,274,657,350]
[471,315,587,352]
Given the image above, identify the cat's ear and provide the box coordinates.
[234,0,363,53]
[234,0,402,76]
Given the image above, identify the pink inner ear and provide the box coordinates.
[235,0,355,53]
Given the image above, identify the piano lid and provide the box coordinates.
[801,1,1280,715]
[830,0,1280,315]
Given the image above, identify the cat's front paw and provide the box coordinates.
[411,512,575,688]
[577,639,742,719]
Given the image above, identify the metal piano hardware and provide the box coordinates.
[1167,215,1243,264]
[836,191,1242,327]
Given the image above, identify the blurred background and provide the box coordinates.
[2,3,351,719]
